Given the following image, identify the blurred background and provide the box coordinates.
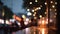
[0,0,59,34]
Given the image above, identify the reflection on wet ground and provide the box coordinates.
[25,25,56,34]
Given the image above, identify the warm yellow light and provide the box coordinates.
[2,11,4,16]
[39,15,42,18]
[38,19,41,24]
[55,9,57,11]
[38,7,41,9]
[34,7,39,11]
[52,5,55,8]
[13,15,22,22]
[22,15,26,19]
[32,10,34,12]
[35,9,37,11]
[0,19,4,24]
[41,28,45,34]
[24,22,28,25]
[55,13,57,15]
[35,8,37,11]
[34,32,36,34]
[45,12,47,14]
[42,20,45,24]
[50,19,53,22]
[30,2,32,4]
[27,9,30,11]
[50,1,53,3]
[46,19,48,24]
[33,14,35,16]
[34,17,37,19]
[45,2,47,5]
[6,20,10,24]
[36,8,39,10]
[34,12,36,14]
[35,0,38,2]
[55,2,57,5]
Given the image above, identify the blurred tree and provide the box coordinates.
[0,1,14,34]
[0,1,13,19]
[0,1,3,19]
[3,6,13,19]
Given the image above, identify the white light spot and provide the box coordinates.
[45,2,47,5]
[50,19,53,22]
[30,2,32,4]
[0,19,4,24]
[35,0,38,2]
[39,15,42,18]
[27,12,32,16]
[9,19,15,23]
[52,5,55,8]
[50,1,53,3]
[24,22,28,25]
[27,9,30,11]
[38,7,41,9]
[26,18,29,21]
[6,20,10,24]
[32,10,34,12]
[22,15,26,19]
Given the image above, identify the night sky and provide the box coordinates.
[1,0,27,14]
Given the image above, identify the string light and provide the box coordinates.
[22,15,26,19]
[34,12,36,14]
[39,15,42,18]
[33,14,35,16]
[36,8,39,10]
[30,2,32,4]
[38,7,41,9]
[55,9,57,11]
[35,0,38,2]
[55,2,57,5]
[6,20,9,24]
[45,12,47,14]
[52,5,55,8]
[34,17,37,19]
[50,1,53,3]
[45,2,47,5]
[27,9,30,11]
[32,10,34,12]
